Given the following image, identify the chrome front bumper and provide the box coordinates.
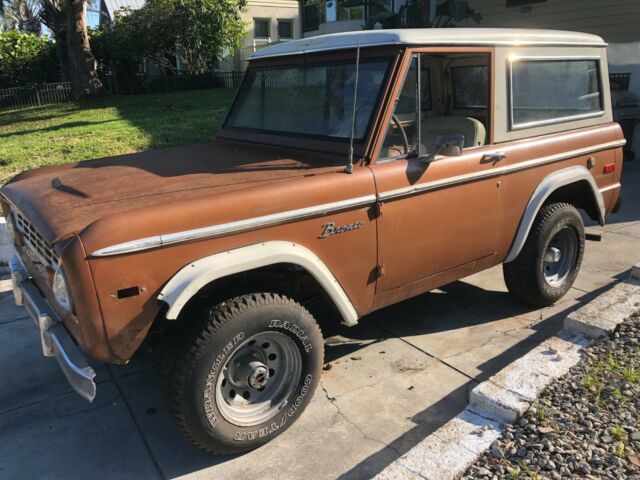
[10,255,96,402]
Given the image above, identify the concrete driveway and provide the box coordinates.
[1,161,638,480]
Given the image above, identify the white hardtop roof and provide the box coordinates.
[251,28,606,60]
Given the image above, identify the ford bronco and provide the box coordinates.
[2,28,625,454]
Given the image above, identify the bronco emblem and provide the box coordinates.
[319,221,365,238]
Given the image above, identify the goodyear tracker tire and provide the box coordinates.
[163,293,323,454]
[503,202,585,307]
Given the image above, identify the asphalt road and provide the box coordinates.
[0,160,638,480]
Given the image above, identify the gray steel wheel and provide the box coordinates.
[214,330,302,427]
[543,226,579,288]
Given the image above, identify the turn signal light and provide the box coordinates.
[603,163,616,174]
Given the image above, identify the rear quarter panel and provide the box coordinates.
[497,123,624,261]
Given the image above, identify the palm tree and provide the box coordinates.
[4,0,42,34]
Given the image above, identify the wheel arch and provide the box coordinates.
[504,165,604,263]
[158,241,359,326]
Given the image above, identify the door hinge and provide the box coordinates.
[373,201,383,218]
[375,263,385,278]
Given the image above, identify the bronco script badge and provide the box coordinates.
[319,221,365,238]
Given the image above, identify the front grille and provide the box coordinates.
[14,210,59,268]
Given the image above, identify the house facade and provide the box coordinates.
[219,0,302,71]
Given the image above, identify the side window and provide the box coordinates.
[510,59,603,129]
[380,56,420,160]
[380,52,490,161]
[452,66,488,109]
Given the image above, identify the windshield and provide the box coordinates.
[224,59,391,140]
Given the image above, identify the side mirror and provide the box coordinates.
[421,133,465,164]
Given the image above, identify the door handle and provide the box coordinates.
[481,151,507,164]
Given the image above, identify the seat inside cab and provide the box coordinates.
[381,52,490,160]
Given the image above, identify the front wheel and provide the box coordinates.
[503,202,585,306]
[163,293,323,454]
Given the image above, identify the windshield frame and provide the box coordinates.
[218,48,399,157]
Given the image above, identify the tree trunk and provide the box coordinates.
[54,27,70,82]
[65,0,104,97]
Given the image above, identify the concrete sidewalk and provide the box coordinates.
[0,162,638,480]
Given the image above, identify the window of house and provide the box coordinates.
[278,19,293,39]
[452,66,488,109]
[506,0,547,7]
[510,58,603,129]
[337,0,364,21]
[303,0,325,32]
[254,19,270,39]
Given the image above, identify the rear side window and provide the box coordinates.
[452,66,488,109]
[509,58,603,129]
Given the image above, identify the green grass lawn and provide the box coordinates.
[0,88,236,182]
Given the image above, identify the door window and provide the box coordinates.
[380,52,490,161]
[380,56,420,160]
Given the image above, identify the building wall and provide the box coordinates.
[461,0,640,43]
[223,0,301,71]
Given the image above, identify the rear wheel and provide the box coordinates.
[503,202,585,306]
[163,293,323,454]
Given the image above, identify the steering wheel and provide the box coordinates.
[391,114,409,155]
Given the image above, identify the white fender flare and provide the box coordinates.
[157,241,359,326]
[504,165,605,263]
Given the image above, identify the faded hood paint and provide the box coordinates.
[1,139,341,244]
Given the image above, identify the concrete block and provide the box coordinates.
[374,464,424,480]
[468,381,529,423]
[564,278,640,339]
[0,218,16,266]
[487,332,588,403]
[376,409,502,480]
[432,409,503,455]
[632,263,640,281]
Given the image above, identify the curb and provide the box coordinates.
[375,272,640,480]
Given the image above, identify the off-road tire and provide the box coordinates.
[162,293,323,454]
[503,202,585,306]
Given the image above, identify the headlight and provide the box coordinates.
[5,213,17,244]
[52,265,72,314]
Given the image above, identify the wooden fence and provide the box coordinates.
[0,82,72,111]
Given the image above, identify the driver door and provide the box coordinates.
[370,51,502,296]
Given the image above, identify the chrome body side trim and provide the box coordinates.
[378,140,626,202]
[9,255,96,402]
[599,182,621,194]
[504,166,605,263]
[91,140,624,258]
[91,194,376,257]
[158,241,359,326]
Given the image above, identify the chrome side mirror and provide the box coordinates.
[421,134,465,163]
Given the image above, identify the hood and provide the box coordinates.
[1,139,341,243]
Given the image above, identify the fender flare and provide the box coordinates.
[157,241,359,326]
[504,165,605,263]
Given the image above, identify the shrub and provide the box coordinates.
[0,30,61,88]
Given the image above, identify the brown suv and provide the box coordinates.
[2,28,625,454]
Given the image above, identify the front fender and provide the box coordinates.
[158,241,359,326]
